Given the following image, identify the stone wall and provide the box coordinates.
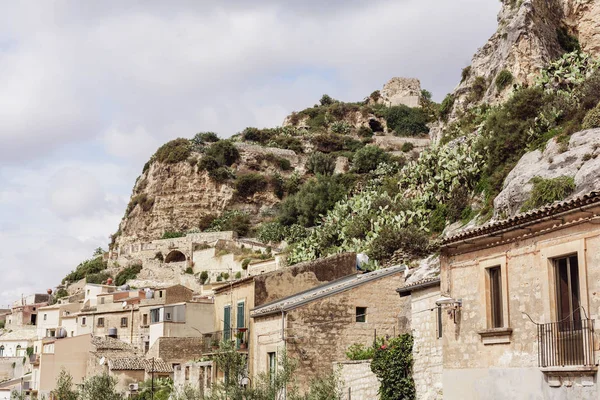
[411,285,443,400]
[441,216,600,399]
[334,360,379,400]
[254,252,357,307]
[146,337,204,364]
[283,270,407,390]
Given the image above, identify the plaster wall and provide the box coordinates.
[334,360,379,400]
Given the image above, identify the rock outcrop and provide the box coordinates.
[380,77,422,108]
[449,0,600,121]
[494,128,600,217]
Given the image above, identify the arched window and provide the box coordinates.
[0,345,4,357]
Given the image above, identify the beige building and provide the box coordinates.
[211,252,358,379]
[36,302,81,339]
[440,191,600,399]
[251,265,407,390]
[147,300,215,348]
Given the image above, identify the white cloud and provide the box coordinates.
[0,0,501,306]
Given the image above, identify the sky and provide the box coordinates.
[0,0,500,308]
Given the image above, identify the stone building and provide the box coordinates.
[440,191,600,399]
[250,265,407,390]
[211,252,358,379]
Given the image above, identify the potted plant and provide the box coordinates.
[211,339,220,351]
[236,331,247,350]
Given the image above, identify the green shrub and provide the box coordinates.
[495,70,514,91]
[352,146,390,173]
[469,76,487,102]
[439,94,455,121]
[199,271,209,284]
[216,275,223,282]
[270,135,304,153]
[270,173,285,199]
[367,226,430,262]
[235,272,242,279]
[62,255,108,284]
[114,264,143,286]
[86,272,112,285]
[284,173,302,195]
[461,66,471,82]
[185,267,194,274]
[401,142,414,152]
[207,211,251,236]
[191,132,219,147]
[521,176,576,212]
[204,140,240,166]
[330,121,351,135]
[54,288,69,300]
[126,193,155,216]
[257,221,288,243]
[242,259,251,270]
[381,105,429,136]
[162,231,185,239]
[223,272,230,280]
[306,152,336,176]
[428,204,448,233]
[198,155,220,171]
[582,102,600,129]
[242,127,274,144]
[358,126,374,138]
[346,343,375,361]
[209,167,234,183]
[153,138,192,164]
[311,134,344,153]
[235,173,268,198]
[278,175,350,227]
[320,94,336,106]
[557,27,580,52]
[256,153,292,170]
[370,90,381,102]
[371,334,416,400]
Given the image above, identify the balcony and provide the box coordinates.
[201,328,249,353]
[538,319,595,368]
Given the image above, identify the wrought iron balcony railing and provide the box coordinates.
[201,328,249,353]
[538,319,595,367]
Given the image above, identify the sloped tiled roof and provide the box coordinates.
[109,357,173,373]
[251,265,406,317]
[442,190,600,246]
[396,277,440,294]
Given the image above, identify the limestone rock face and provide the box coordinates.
[114,144,295,247]
[494,128,600,218]
[380,77,422,108]
[449,0,600,122]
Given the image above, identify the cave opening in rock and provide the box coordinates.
[165,250,186,263]
[368,119,384,133]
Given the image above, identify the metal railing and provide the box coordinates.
[538,319,595,367]
[201,328,249,353]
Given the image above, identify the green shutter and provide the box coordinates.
[237,302,245,329]
[224,305,231,340]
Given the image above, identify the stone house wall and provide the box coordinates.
[146,337,204,364]
[333,360,379,400]
[410,284,443,400]
[441,218,600,399]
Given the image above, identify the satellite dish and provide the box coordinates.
[99,357,106,366]
[122,301,128,309]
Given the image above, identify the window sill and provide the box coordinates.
[478,327,512,345]
[541,366,597,387]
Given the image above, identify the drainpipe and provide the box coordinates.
[130,305,134,344]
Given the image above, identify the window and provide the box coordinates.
[159,291,163,298]
[81,317,86,326]
[70,331,74,337]
[0,346,4,357]
[185,366,190,380]
[165,313,172,321]
[356,307,367,323]
[437,306,443,339]
[488,266,503,328]
[150,309,160,323]
[554,254,581,323]
[144,341,149,353]
[121,317,128,327]
[268,352,277,382]
[43,314,47,321]
[100,298,105,304]
[97,318,105,327]
[142,314,148,326]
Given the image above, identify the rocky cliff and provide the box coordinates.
[448,0,600,120]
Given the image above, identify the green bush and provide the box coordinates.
[278,175,350,227]
[162,231,185,239]
[114,264,143,286]
[346,343,375,361]
[439,94,455,121]
[461,66,471,82]
[86,272,112,285]
[191,132,219,147]
[126,193,155,216]
[204,140,240,166]
[256,153,292,170]
[242,127,274,144]
[521,176,576,212]
[153,138,192,164]
[495,69,514,91]
[306,152,336,176]
[352,146,390,173]
[367,226,430,262]
[185,267,194,274]
[270,135,304,153]
[582,102,600,129]
[320,94,336,106]
[371,334,416,400]
[235,173,268,198]
[557,27,580,52]
[63,255,108,284]
[198,155,220,171]
[401,142,414,152]
[358,126,374,138]
[370,90,381,102]
[270,173,285,199]
[235,272,242,279]
[242,259,251,270]
[381,105,429,136]
[469,76,487,102]
[207,211,251,236]
[311,134,345,153]
[209,167,234,183]
[257,221,288,243]
[199,271,209,284]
